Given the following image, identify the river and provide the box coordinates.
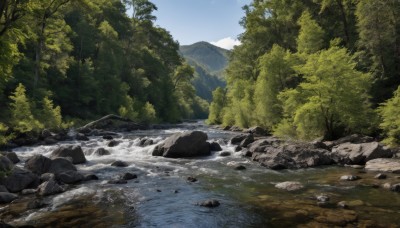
[2,121,400,227]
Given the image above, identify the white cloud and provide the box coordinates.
[210,37,241,50]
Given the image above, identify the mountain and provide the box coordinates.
[180,42,229,101]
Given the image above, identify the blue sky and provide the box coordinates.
[150,0,251,49]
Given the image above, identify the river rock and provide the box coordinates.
[252,143,333,170]
[235,165,246,170]
[41,129,52,139]
[84,174,99,181]
[275,181,304,191]
[240,134,254,148]
[331,142,392,165]
[330,134,375,147]
[139,138,153,147]
[21,189,37,195]
[374,173,387,179]
[390,183,400,192]
[198,199,220,208]
[0,155,13,172]
[108,140,120,147]
[44,137,58,145]
[111,160,128,167]
[40,173,55,182]
[187,177,197,182]
[4,152,19,164]
[219,151,231,157]
[365,158,400,173]
[152,131,210,158]
[38,179,63,196]
[76,133,89,141]
[0,185,8,192]
[340,175,361,181]
[56,171,84,184]
[209,142,222,151]
[247,138,281,153]
[245,126,269,136]
[48,157,77,174]
[24,154,52,175]
[103,135,114,140]
[121,173,137,180]
[230,134,247,145]
[108,179,127,184]
[78,114,146,132]
[0,192,18,204]
[51,145,86,164]
[0,168,39,193]
[93,148,110,156]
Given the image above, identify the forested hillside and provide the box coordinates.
[208,0,400,145]
[0,0,208,143]
[179,42,227,101]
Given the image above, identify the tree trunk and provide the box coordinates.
[336,0,350,47]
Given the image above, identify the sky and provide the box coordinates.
[149,0,251,49]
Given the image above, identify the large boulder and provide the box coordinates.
[365,158,400,173]
[244,126,270,136]
[3,152,20,164]
[0,168,39,193]
[252,143,333,170]
[0,155,13,173]
[48,157,77,174]
[56,171,84,184]
[230,135,247,145]
[38,179,63,196]
[331,142,393,165]
[51,145,86,164]
[0,192,18,204]
[93,148,111,156]
[24,154,52,175]
[152,131,210,158]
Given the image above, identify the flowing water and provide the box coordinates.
[2,121,400,227]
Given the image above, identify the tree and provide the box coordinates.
[378,86,400,147]
[40,96,63,130]
[297,11,325,54]
[276,46,373,140]
[0,0,28,36]
[9,83,42,133]
[207,87,226,124]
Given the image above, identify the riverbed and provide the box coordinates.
[1,121,400,227]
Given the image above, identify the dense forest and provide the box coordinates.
[208,0,400,145]
[0,0,209,144]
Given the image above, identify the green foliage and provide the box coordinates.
[207,87,226,124]
[378,86,400,147]
[9,84,42,133]
[297,11,325,54]
[119,95,139,121]
[140,102,157,124]
[40,97,63,130]
[0,123,13,146]
[276,46,373,140]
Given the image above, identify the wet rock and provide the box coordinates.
[51,145,86,164]
[56,171,84,184]
[40,173,55,182]
[21,189,37,195]
[0,192,18,203]
[0,185,8,192]
[24,154,52,175]
[239,134,254,148]
[187,177,198,182]
[139,138,153,147]
[156,189,162,192]
[83,174,99,181]
[331,142,392,165]
[235,165,246,170]
[4,152,19,164]
[374,173,387,179]
[152,131,211,158]
[331,134,375,147]
[316,194,330,203]
[245,126,269,136]
[121,173,137,180]
[337,201,349,209]
[107,140,120,147]
[44,137,58,145]
[0,155,14,172]
[198,199,220,208]
[93,148,110,156]
[78,114,146,132]
[209,142,222,151]
[48,157,77,174]
[383,183,392,189]
[365,158,400,173]
[27,199,46,209]
[76,133,89,141]
[108,179,127,184]
[234,146,242,152]
[230,134,247,145]
[41,129,52,139]
[314,210,357,226]
[38,179,63,196]
[340,175,361,181]
[0,168,39,193]
[219,151,231,157]
[242,149,252,157]
[0,222,13,228]
[275,181,304,191]
[102,135,114,140]
[390,183,400,192]
[111,160,128,167]
[252,143,333,170]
